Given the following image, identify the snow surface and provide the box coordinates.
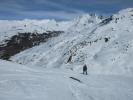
[0,60,133,100]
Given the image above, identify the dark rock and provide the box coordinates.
[100,16,113,26]
[0,31,63,60]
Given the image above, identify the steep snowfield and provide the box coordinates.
[10,8,133,76]
[0,60,133,100]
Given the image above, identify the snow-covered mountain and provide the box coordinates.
[0,19,71,43]
[0,13,101,45]
[1,8,133,100]
[0,19,72,59]
[1,8,133,76]
[0,13,102,60]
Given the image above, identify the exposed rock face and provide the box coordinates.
[0,31,63,60]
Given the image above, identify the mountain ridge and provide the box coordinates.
[0,8,133,76]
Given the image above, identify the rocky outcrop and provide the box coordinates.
[0,31,63,60]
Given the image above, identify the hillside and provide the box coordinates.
[8,8,133,76]
[0,19,71,59]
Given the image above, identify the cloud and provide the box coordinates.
[15,10,85,20]
[0,0,85,20]
[0,0,26,13]
[0,0,133,20]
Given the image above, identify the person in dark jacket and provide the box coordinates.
[83,64,87,75]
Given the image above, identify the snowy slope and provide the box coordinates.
[10,8,133,76]
[9,13,102,65]
[0,60,133,100]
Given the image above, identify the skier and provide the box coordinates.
[83,64,87,75]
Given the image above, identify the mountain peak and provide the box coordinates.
[119,8,133,13]
[115,8,133,17]
[71,13,102,29]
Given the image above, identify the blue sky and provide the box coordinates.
[0,0,133,20]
